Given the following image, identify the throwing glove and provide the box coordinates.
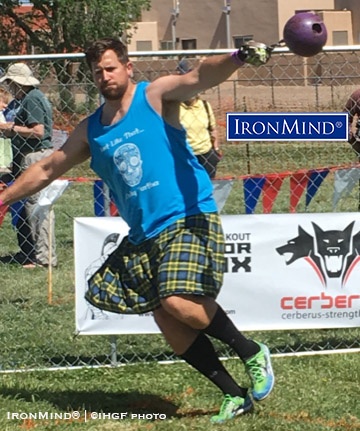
[236,41,272,66]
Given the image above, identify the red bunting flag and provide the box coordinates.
[262,174,286,213]
[289,172,308,213]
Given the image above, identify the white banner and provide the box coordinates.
[75,213,360,335]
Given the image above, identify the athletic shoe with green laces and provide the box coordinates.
[210,394,253,424]
[245,342,275,401]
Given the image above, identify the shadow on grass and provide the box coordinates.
[1,387,183,417]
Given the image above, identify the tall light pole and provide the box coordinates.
[171,0,180,50]
[223,0,231,48]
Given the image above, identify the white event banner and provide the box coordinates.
[75,214,360,335]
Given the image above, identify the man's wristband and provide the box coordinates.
[231,49,247,66]
[231,50,246,66]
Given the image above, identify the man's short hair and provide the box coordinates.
[85,37,129,68]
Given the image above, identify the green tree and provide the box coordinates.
[0,0,151,113]
[0,0,151,54]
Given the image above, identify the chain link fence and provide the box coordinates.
[0,47,359,372]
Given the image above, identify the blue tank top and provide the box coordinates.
[87,81,217,244]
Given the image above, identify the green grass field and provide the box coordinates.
[0,140,359,429]
[0,353,359,430]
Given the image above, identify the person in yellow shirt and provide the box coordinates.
[177,60,221,178]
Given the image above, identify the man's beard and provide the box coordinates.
[100,84,127,101]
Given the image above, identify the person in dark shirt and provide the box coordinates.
[0,63,56,267]
[344,88,360,155]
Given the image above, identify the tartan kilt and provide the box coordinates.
[85,212,225,314]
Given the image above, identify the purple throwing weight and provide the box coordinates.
[283,12,327,57]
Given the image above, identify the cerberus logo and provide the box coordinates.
[276,222,360,287]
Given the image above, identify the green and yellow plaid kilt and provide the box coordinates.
[85,212,225,314]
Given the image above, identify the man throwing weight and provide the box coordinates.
[0,37,274,423]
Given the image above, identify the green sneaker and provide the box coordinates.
[245,342,275,401]
[210,394,253,424]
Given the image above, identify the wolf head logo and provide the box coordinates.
[276,226,313,265]
[312,222,354,279]
[276,226,325,286]
[276,222,360,287]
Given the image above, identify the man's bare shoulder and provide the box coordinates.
[347,88,360,104]
[60,117,90,155]
[70,116,89,139]
[147,72,199,103]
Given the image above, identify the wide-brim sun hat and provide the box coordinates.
[0,63,40,86]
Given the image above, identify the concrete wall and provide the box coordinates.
[127,22,159,52]
[335,0,360,43]
[141,0,280,49]
[277,0,335,41]
[319,10,353,45]
[127,0,357,52]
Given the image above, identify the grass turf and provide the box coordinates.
[0,352,359,430]
[0,140,359,429]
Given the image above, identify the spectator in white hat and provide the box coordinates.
[0,63,56,268]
